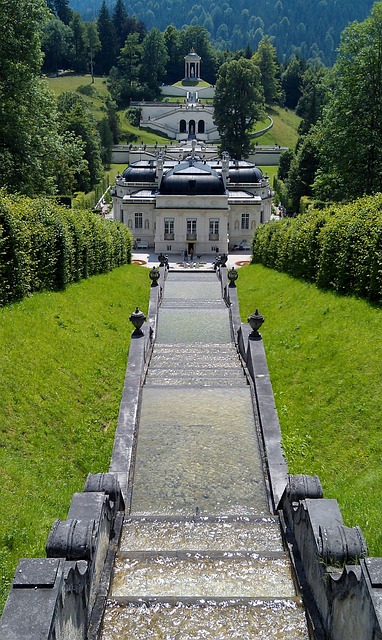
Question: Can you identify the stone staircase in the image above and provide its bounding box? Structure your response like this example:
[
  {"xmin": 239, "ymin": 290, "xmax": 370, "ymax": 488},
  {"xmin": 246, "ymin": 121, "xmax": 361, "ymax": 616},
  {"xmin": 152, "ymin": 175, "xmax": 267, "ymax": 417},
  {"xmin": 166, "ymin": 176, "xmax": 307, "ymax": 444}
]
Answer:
[{"xmin": 99, "ymin": 272, "xmax": 310, "ymax": 639}]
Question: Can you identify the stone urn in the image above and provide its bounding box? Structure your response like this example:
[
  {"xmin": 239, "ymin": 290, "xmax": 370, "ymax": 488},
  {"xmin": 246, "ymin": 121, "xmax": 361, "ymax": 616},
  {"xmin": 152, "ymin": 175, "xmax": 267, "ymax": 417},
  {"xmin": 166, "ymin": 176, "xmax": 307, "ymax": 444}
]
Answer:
[{"xmin": 248, "ymin": 309, "xmax": 264, "ymax": 338}]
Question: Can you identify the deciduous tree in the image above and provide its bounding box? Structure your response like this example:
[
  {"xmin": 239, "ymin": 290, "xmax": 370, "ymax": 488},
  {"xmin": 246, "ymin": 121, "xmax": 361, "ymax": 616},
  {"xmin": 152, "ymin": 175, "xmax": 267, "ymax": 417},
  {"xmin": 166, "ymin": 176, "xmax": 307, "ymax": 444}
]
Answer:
[
  {"xmin": 41, "ymin": 15, "xmax": 73, "ymax": 73},
  {"xmin": 213, "ymin": 58, "xmax": 264, "ymax": 158},
  {"xmin": 57, "ymin": 92, "xmax": 103, "ymax": 192},
  {"xmin": 84, "ymin": 21, "xmax": 101, "ymax": 82},
  {"xmin": 0, "ymin": 0, "xmax": 61, "ymax": 194},
  {"xmin": 314, "ymin": 3, "xmax": 382, "ymax": 201},
  {"xmin": 140, "ymin": 28, "xmax": 169, "ymax": 99}
]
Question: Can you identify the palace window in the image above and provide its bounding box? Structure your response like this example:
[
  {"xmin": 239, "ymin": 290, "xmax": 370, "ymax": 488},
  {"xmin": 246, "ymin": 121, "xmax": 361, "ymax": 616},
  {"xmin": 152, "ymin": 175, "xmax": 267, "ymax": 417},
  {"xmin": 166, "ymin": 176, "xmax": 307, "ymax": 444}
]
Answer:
[
  {"xmin": 241, "ymin": 213, "xmax": 249, "ymax": 230},
  {"xmin": 135, "ymin": 212, "xmax": 143, "ymax": 229},
  {"xmin": 209, "ymin": 218, "xmax": 219, "ymax": 240},
  {"xmin": 164, "ymin": 217, "xmax": 174, "ymax": 240},
  {"xmin": 187, "ymin": 218, "xmax": 197, "ymax": 239}
]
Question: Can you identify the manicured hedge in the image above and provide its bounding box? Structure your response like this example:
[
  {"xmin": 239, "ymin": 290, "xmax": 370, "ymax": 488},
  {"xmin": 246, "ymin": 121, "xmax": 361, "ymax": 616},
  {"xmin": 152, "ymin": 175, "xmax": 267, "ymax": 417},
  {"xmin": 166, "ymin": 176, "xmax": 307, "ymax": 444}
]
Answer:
[
  {"xmin": 0, "ymin": 190, "xmax": 133, "ymax": 306},
  {"xmin": 252, "ymin": 194, "xmax": 382, "ymax": 301}
]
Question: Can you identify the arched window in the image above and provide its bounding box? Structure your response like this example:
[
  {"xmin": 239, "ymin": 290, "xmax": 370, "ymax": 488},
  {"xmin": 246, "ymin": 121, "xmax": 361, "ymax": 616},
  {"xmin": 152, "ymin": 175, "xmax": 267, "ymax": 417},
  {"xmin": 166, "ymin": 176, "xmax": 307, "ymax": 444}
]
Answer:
[
  {"xmin": 189, "ymin": 120, "xmax": 195, "ymax": 135},
  {"xmin": 198, "ymin": 119, "xmax": 205, "ymax": 133},
  {"xmin": 180, "ymin": 119, "xmax": 187, "ymax": 133}
]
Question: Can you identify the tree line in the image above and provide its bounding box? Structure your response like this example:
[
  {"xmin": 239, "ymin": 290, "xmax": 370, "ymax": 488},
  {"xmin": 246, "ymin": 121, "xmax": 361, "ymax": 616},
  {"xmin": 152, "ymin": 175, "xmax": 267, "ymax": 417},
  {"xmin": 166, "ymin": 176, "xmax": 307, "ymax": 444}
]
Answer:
[
  {"xmin": 3, "ymin": 0, "xmax": 382, "ymax": 214},
  {"xmin": 68, "ymin": 0, "xmax": 375, "ymax": 67},
  {"xmin": 0, "ymin": 0, "xmax": 303, "ymax": 196}
]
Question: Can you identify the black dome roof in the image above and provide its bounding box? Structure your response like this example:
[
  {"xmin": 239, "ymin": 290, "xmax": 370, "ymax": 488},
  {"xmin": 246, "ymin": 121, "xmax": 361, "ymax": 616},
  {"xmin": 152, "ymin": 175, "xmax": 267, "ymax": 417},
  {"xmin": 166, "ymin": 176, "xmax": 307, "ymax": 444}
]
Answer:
[
  {"xmin": 160, "ymin": 161, "xmax": 225, "ymax": 195},
  {"xmin": 228, "ymin": 161, "xmax": 263, "ymax": 183},
  {"xmin": 122, "ymin": 161, "xmax": 156, "ymax": 183}
]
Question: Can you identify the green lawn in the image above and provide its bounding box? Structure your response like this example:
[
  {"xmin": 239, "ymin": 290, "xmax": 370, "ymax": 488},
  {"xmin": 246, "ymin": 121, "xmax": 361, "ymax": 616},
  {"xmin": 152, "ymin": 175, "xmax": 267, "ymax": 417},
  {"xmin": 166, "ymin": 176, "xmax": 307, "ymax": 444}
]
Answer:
[
  {"xmin": 45, "ymin": 74, "xmax": 170, "ymax": 145},
  {"xmin": 237, "ymin": 264, "xmax": 382, "ymax": 557},
  {"xmin": 0, "ymin": 264, "xmax": 150, "ymax": 613}
]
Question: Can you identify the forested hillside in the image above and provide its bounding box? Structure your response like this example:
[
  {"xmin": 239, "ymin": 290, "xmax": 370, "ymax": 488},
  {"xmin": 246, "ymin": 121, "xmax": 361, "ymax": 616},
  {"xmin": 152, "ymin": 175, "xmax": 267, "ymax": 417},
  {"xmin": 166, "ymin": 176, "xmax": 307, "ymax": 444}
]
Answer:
[{"xmin": 69, "ymin": 0, "xmax": 374, "ymax": 65}]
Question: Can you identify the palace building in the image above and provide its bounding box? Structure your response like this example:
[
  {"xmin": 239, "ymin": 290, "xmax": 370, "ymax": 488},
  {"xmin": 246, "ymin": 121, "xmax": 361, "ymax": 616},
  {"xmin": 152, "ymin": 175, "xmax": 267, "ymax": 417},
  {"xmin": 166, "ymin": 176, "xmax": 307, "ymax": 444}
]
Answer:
[{"xmin": 111, "ymin": 141, "xmax": 273, "ymax": 255}]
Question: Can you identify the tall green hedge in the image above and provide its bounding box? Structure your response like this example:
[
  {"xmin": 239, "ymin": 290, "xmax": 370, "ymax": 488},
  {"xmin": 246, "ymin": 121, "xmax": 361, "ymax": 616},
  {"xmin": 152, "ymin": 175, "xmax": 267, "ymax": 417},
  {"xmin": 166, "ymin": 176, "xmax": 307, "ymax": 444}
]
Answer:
[
  {"xmin": 252, "ymin": 194, "xmax": 382, "ymax": 302},
  {"xmin": 0, "ymin": 191, "xmax": 133, "ymax": 306}
]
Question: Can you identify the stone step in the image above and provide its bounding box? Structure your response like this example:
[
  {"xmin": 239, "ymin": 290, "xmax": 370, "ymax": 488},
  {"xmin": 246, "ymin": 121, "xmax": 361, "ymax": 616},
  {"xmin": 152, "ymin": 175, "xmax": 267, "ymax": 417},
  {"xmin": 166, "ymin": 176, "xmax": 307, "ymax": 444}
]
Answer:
[
  {"xmin": 150, "ymin": 345, "xmax": 242, "ymax": 368},
  {"xmin": 148, "ymin": 362, "xmax": 243, "ymax": 377},
  {"xmin": 146, "ymin": 368, "xmax": 246, "ymax": 384},
  {"xmin": 161, "ymin": 298, "xmax": 226, "ymax": 309}
]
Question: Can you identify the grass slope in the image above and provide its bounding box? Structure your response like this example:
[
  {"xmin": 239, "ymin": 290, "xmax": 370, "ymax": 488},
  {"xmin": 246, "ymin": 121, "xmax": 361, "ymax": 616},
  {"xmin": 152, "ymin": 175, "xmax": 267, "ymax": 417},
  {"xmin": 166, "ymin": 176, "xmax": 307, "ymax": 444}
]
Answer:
[
  {"xmin": 46, "ymin": 74, "xmax": 110, "ymax": 121},
  {"xmin": 0, "ymin": 264, "xmax": 150, "ymax": 612},
  {"xmin": 237, "ymin": 264, "xmax": 382, "ymax": 557},
  {"xmin": 45, "ymin": 74, "xmax": 169, "ymax": 145},
  {"xmin": 257, "ymin": 106, "xmax": 300, "ymax": 148}
]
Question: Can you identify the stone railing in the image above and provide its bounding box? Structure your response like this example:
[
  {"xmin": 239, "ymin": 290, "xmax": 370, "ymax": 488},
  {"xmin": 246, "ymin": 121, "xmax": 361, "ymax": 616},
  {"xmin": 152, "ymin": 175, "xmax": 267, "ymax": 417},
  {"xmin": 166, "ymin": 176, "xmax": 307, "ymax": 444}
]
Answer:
[{"xmin": 0, "ymin": 472, "xmax": 124, "ymax": 640}]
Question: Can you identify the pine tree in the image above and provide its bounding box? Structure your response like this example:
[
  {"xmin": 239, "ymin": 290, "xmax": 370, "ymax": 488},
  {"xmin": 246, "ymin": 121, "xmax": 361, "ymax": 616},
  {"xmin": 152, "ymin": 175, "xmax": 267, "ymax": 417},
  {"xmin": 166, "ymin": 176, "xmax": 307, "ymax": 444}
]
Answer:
[
  {"xmin": 95, "ymin": 1, "xmax": 117, "ymax": 75},
  {"xmin": 252, "ymin": 36, "xmax": 281, "ymax": 104}
]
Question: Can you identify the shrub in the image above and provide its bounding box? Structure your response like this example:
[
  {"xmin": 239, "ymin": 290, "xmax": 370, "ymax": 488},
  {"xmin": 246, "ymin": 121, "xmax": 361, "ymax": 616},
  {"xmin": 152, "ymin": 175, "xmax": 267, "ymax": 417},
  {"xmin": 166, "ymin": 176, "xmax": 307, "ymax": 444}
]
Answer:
[
  {"xmin": 0, "ymin": 191, "xmax": 133, "ymax": 306},
  {"xmin": 251, "ymin": 194, "xmax": 382, "ymax": 302}
]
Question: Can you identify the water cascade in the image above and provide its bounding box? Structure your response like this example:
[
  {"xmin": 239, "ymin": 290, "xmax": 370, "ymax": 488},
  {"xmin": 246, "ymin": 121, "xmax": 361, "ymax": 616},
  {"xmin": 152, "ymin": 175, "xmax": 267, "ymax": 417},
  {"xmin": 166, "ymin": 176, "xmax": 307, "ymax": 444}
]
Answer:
[{"xmin": 100, "ymin": 272, "xmax": 310, "ymax": 639}]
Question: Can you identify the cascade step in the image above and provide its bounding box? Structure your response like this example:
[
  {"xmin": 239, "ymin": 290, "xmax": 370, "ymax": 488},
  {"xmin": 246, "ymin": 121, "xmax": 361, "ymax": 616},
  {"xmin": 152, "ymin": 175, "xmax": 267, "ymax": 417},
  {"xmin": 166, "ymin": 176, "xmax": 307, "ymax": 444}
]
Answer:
[
  {"xmin": 156, "ymin": 308, "xmax": 232, "ymax": 344},
  {"xmin": 98, "ymin": 272, "xmax": 311, "ymax": 640},
  {"xmin": 147, "ymin": 363, "xmax": 243, "ymax": 372},
  {"xmin": 161, "ymin": 298, "xmax": 227, "ymax": 309},
  {"xmin": 145, "ymin": 377, "xmax": 247, "ymax": 387},
  {"xmin": 120, "ymin": 516, "xmax": 284, "ymax": 553},
  {"xmin": 145, "ymin": 368, "xmax": 247, "ymax": 386},
  {"xmin": 101, "ymin": 598, "xmax": 309, "ymax": 639},
  {"xmin": 110, "ymin": 551, "xmax": 296, "ymax": 599},
  {"xmin": 131, "ymin": 386, "xmax": 269, "ymax": 518},
  {"xmin": 151, "ymin": 344, "xmax": 242, "ymax": 363}
]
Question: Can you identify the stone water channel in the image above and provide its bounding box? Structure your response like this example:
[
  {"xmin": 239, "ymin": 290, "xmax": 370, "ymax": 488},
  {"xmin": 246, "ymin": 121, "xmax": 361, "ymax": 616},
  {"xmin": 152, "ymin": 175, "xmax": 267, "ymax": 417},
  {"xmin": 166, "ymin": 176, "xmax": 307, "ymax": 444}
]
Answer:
[{"xmin": 100, "ymin": 272, "xmax": 310, "ymax": 639}]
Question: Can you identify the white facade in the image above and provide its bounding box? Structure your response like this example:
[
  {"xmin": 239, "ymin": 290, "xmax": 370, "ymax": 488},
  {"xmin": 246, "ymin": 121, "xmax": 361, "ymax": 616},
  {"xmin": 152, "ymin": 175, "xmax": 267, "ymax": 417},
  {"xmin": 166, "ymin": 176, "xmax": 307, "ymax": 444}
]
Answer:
[{"xmin": 111, "ymin": 143, "xmax": 273, "ymax": 255}]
